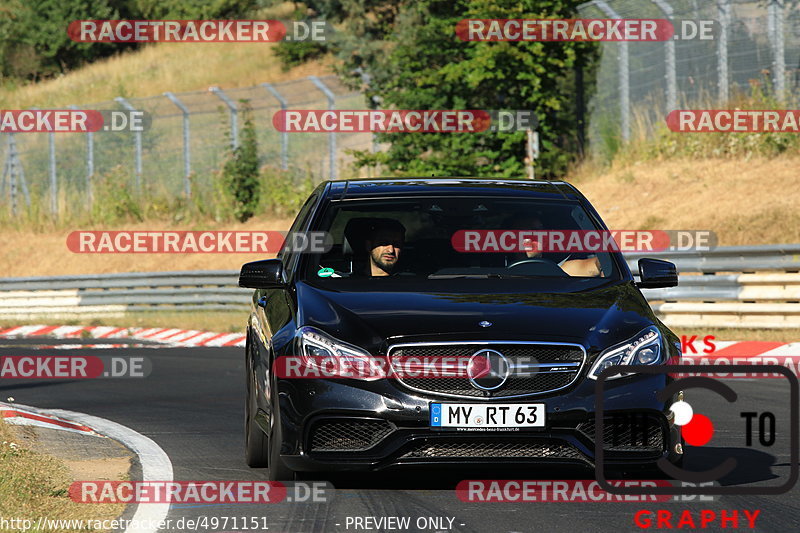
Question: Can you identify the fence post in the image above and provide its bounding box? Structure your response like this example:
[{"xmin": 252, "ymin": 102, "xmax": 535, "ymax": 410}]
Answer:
[
  {"xmin": 652, "ymin": 0, "xmax": 677, "ymax": 112},
  {"xmin": 717, "ymin": 0, "xmax": 731, "ymax": 104},
  {"xmin": 70, "ymin": 105, "xmax": 93, "ymax": 207},
  {"xmin": 768, "ymin": 0, "xmax": 786, "ymax": 100},
  {"xmin": 49, "ymin": 130, "xmax": 57, "ymax": 216},
  {"xmin": 164, "ymin": 92, "xmax": 192, "ymax": 198},
  {"xmin": 115, "ymin": 97, "xmax": 142, "ymax": 192},
  {"xmin": 209, "ymin": 86, "xmax": 238, "ymax": 150},
  {"xmin": 29, "ymin": 107, "xmax": 56, "ymax": 216},
  {"xmin": 261, "ymin": 83, "xmax": 289, "ymax": 171},
  {"xmin": 308, "ymin": 76, "xmax": 337, "ymax": 179},
  {"xmin": 2, "ymin": 134, "xmax": 16, "ymax": 215},
  {"xmin": 593, "ymin": 1, "xmax": 630, "ymax": 142},
  {"xmin": 0, "ymin": 135, "xmax": 6, "ymax": 199}
]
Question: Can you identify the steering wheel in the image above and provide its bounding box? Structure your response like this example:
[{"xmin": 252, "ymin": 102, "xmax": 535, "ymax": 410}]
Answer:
[
  {"xmin": 507, "ymin": 258, "xmax": 555, "ymax": 269},
  {"xmin": 507, "ymin": 258, "xmax": 567, "ymax": 276}
]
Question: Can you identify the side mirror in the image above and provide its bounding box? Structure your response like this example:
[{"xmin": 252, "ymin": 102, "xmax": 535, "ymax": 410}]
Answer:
[
  {"xmin": 239, "ymin": 259, "xmax": 285, "ymax": 289},
  {"xmin": 636, "ymin": 258, "xmax": 678, "ymax": 288}
]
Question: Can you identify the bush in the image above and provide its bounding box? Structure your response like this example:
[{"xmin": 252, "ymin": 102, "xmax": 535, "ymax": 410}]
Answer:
[
  {"xmin": 259, "ymin": 166, "xmax": 315, "ymax": 218},
  {"xmin": 91, "ymin": 166, "xmax": 143, "ymax": 224},
  {"xmin": 217, "ymin": 102, "xmax": 261, "ymax": 222}
]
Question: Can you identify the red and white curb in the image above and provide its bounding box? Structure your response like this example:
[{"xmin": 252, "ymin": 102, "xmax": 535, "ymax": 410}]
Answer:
[
  {"xmin": 1, "ymin": 402, "xmax": 102, "ymax": 437},
  {"xmin": 1, "ymin": 401, "xmax": 172, "ymax": 533},
  {"xmin": 681, "ymin": 340, "xmax": 800, "ymax": 358},
  {"xmin": 0, "ymin": 324, "xmax": 246, "ymax": 348}
]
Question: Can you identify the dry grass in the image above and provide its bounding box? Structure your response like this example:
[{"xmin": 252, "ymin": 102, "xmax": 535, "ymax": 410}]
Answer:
[
  {"xmin": 0, "ymin": 421, "xmax": 125, "ymax": 532},
  {"xmin": 569, "ymin": 155, "xmax": 800, "ymax": 246},
  {"xmin": 0, "ymin": 215, "xmax": 292, "ymax": 277},
  {"xmin": 0, "ymin": 15, "xmax": 333, "ymax": 109}
]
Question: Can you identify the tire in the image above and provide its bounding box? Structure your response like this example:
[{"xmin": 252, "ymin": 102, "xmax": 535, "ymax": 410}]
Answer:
[
  {"xmin": 267, "ymin": 397, "xmax": 297, "ymax": 481},
  {"xmin": 244, "ymin": 384, "xmax": 269, "ymax": 467},
  {"xmin": 244, "ymin": 332, "xmax": 269, "ymax": 467}
]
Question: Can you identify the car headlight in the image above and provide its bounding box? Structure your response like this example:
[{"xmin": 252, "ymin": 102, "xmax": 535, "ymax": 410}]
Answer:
[
  {"xmin": 296, "ymin": 326, "xmax": 386, "ymax": 381},
  {"xmin": 587, "ymin": 326, "xmax": 663, "ymax": 380}
]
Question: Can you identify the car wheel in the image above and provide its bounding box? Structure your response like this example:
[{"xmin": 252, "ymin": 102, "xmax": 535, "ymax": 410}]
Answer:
[
  {"xmin": 267, "ymin": 395, "xmax": 298, "ymax": 481},
  {"xmin": 244, "ymin": 333, "xmax": 269, "ymax": 467},
  {"xmin": 245, "ymin": 383, "xmax": 269, "ymax": 466}
]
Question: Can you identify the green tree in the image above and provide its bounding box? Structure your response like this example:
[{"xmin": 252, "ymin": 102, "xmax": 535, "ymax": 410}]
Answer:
[
  {"xmin": 0, "ymin": 0, "xmax": 119, "ymax": 79},
  {"xmin": 131, "ymin": 0, "xmax": 257, "ymax": 19},
  {"xmin": 220, "ymin": 102, "xmax": 261, "ymax": 222},
  {"xmin": 346, "ymin": 0, "xmax": 596, "ymax": 178}
]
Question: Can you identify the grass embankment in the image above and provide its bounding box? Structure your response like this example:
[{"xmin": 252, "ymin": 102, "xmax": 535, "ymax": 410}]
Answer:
[
  {"xmin": 0, "ymin": 2, "xmax": 330, "ymax": 109},
  {"xmin": 569, "ymin": 154, "xmax": 800, "ymax": 246},
  {"xmin": 0, "ymin": 421, "xmax": 125, "ymax": 533}
]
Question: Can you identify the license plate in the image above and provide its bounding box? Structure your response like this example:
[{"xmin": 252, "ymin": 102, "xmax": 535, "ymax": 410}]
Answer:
[{"xmin": 430, "ymin": 403, "xmax": 545, "ymax": 428}]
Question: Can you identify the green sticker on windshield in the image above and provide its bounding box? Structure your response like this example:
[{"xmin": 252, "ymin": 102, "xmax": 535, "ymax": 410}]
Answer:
[{"xmin": 317, "ymin": 267, "xmax": 335, "ymax": 277}]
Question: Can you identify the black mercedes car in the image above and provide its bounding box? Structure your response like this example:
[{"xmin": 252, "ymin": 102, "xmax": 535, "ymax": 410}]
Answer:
[{"xmin": 240, "ymin": 178, "xmax": 683, "ymax": 481}]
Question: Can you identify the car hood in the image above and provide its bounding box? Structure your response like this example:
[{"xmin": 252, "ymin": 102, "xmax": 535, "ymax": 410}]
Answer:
[{"xmin": 296, "ymin": 278, "xmax": 656, "ymax": 353}]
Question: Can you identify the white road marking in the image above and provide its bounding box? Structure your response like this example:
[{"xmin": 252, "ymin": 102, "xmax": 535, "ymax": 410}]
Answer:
[{"xmin": 8, "ymin": 402, "xmax": 173, "ymax": 533}]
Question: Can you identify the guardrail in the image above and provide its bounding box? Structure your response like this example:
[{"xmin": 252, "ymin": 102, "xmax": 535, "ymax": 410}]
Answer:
[
  {"xmin": 626, "ymin": 244, "xmax": 800, "ymax": 329},
  {"xmin": 624, "ymin": 244, "xmax": 800, "ymax": 274},
  {"xmin": 0, "ymin": 245, "xmax": 797, "ymax": 327},
  {"xmin": 0, "ymin": 271, "xmax": 248, "ymax": 319}
]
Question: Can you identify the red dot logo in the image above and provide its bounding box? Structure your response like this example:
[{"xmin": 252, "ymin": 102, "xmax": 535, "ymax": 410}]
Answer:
[{"xmin": 670, "ymin": 400, "xmax": 714, "ymax": 446}]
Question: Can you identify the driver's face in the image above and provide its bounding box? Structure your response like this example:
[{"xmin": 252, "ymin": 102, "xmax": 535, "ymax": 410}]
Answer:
[
  {"xmin": 368, "ymin": 229, "xmax": 403, "ymax": 275},
  {"xmin": 520, "ymin": 218, "xmax": 544, "ymax": 258}
]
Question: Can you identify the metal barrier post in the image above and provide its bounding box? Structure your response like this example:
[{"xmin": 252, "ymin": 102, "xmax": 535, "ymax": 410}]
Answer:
[
  {"xmin": 261, "ymin": 83, "xmax": 289, "ymax": 170},
  {"xmin": 115, "ymin": 97, "xmax": 142, "ymax": 192},
  {"xmin": 209, "ymin": 86, "xmax": 238, "ymax": 150},
  {"xmin": 164, "ymin": 92, "xmax": 192, "ymax": 197},
  {"xmin": 593, "ymin": 1, "xmax": 630, "ymax": 141},
  {"xmin": 308, "ymin": 76, "xmax": 337, "ymax": 179}
]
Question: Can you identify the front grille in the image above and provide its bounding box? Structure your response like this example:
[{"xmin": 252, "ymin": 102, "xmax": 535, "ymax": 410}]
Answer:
[
  {"xmin": 389, "ymin": 343, "xmax": 585, "ymax": 398},
  {"xmin": 577, "ymin": 416, "xmax": 665, "ymax": 452},
  {"xmin": 401, "ymin": 441, "xmax": 586, "ymax": 461},
  {"xmin": 309, "ymin": 419, "xmax": 394, "ymax": 452}
]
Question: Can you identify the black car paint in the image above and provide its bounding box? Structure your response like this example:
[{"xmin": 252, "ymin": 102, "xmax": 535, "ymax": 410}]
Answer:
[{"xmin": 243, "ymin": 179, "xmax": 682, "ymax": 474}]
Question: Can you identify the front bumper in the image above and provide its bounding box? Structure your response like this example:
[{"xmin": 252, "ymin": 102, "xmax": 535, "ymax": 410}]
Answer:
[{"xmin": 270, "ymin": 372, "xmax": 682, "ymax": 473}]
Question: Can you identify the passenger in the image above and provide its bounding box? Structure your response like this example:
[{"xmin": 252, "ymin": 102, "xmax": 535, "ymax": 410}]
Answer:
[
  {"xmin": 507, "ymin": 214, "xmax": 603, "ymax": 277},
  {"xmin": 365, "ymin": 219, "xmax": 405, "ymax": 276}
]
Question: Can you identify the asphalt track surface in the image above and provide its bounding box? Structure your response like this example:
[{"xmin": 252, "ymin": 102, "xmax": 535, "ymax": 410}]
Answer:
[{"xmin": 2, "ymin": 338, "xmax": 799, "ymax": 533}]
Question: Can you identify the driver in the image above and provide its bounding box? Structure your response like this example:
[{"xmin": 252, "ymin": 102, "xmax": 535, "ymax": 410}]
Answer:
[
  {"xmin": 365, "ymin": 219, "xmax": 405, "ymax": 276},
  {"xmin": 507, "ymin": 214, "xmax": 602, "ymax": 277}
]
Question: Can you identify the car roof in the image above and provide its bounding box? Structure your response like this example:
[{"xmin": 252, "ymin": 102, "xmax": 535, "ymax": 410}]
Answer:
[{"xmin": 325, "ymin": 178, "xmax": 581, "ymax": 201}]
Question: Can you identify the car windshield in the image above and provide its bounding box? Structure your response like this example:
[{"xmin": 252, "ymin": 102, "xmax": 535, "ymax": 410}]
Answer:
[{"xmin": 300, "ymin": 197, "xmax": 621, "ymax": 281}]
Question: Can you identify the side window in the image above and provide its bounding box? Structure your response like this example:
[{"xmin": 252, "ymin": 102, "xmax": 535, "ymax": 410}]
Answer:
[{"xmin": 279, "ymin": 192, "xmax": 320, "ymax": 275}]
